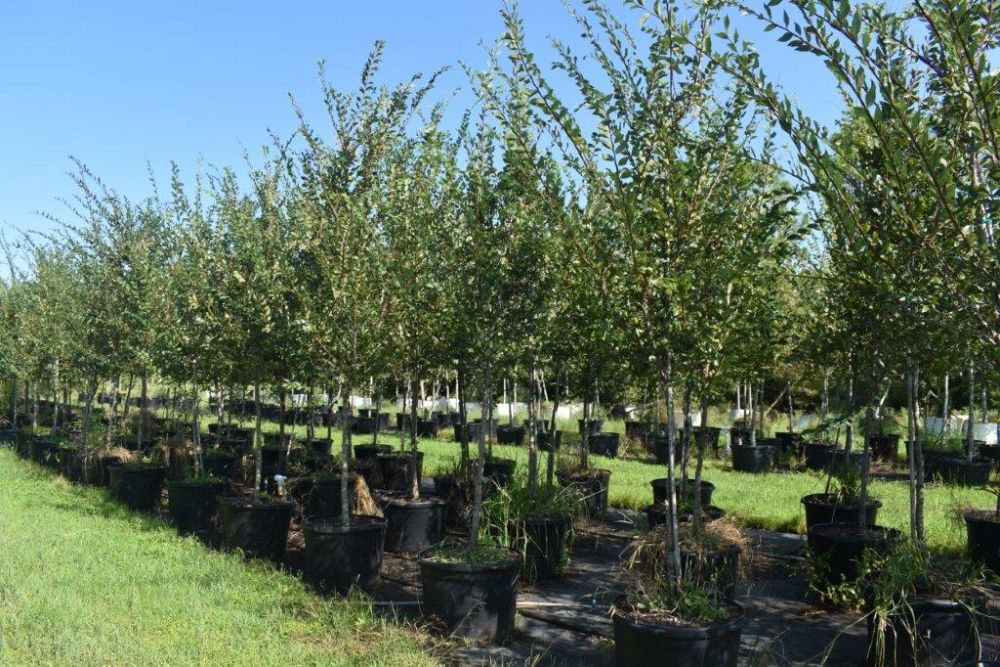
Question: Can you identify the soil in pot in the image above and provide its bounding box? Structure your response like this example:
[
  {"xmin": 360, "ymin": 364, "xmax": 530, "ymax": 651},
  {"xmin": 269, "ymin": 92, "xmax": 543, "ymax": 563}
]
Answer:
[
  {"xmin": 220, "ymin": 496, "xmax": 293, "ymax": 561},
  {"xmin": 866, "ymin": 598, "xmax": 979, "ymax": 667},
  {"xmin": 807, "ymin": 523, "xmax": 901, "ymax": 588},
  {"xmin": 644, "ymin": 504, "xmax": 726, "ymax": 528},
  {"xmin": 303, "ymin": 515, "xmax": 386, "ymax": 594},
  {"xmin": 801, "ymin": 493, "xmax": 882, "ymax": 530},
  {"xmin": 651, "ymin": 478, "xmax": 715, "ymax": 506},
  {"xmin": 729, "ymin": 427, "xmax": 753, "ymax": 447},
  {"xmin": 612, "ymin": 598, "xmax": 747, "ymax": 667},
  {"xmin": 965, "ymin": 510, "xmax": 1000, "ymax": 574},
  {"xmin": 937, "ymin": 457, "xmax": 991, "ymax": 487},
  {"xmin": 109, "ymin": 463, "xmax": 167, "ymax": 511},
  {"xmin": 418, "ymin": 545, "xmax": 521, "ymax": 644},
  {"xmin": 557, "ymin": 468, "xmax": 612, "ymax": 518},
  {"xmin": 496, "ymin": 425, "xmax": 525, "ymax": 445},
  {"xmin": 590, "ymin": 432, "xmax": 620, "ymax": 458},
  {"xmin": 167, "ymin": 478, "xmax": 228, "ymax": 533},
  {"xmin": 377, "ymin": 452, "xmax": 423, "ymax": 493},
  {"xmin": 513, "ymin": 515, "xmax": 571, "ymax": 583},
  {"xmin": 804, "ymin": 442, "xmax": 835, "ymax": 471},
  {"xmin": 381, "ymin": 495, "xmax": 447, "ymax": 553},
  {"xmin": 731, "ymin": 445, "xmax": 774, "ymax": 473}
]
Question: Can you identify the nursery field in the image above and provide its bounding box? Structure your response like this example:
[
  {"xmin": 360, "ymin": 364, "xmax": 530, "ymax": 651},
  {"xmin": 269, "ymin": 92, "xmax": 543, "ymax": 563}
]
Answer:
[
  {"xmin": 229, "ymin": 413, "xmax": 990, "ymax": 554},
  {"xmin": 0, "ymin": 447, "xmax": 431, "ymax": 667}
]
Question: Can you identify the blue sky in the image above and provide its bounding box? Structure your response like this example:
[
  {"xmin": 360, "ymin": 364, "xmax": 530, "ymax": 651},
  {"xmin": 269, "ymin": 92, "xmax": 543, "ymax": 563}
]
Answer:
[{"xmin": 0, "ymin": 1, "xmax": 842, "ymax": 241}]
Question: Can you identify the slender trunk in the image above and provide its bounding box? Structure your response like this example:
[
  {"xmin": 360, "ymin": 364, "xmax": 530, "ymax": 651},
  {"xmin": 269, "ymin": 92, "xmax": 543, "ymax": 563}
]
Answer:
[
  {"xmin": 511, "ymin": 379, "xmax": 517, "ymax": 425},
  {"xmin": 215, "ymin": 383, "xmax": 224, "ymax": 431},
  {"xmin": 581, "ymin": 399, "xmax": 590, "ymax": 469},
  {"xmin": 253, "ymin": 383, "xmax": 263, "ymax": 499},
  {"xmin": 747, "ymin": 382, "xmax": 756, "ymax": 446},
  {"xmin": 121, "ymin": 374, "xmax": 135, "ymax": 421},
  {"xmin": 410, "ymin": 374, "xmax": 420, "ymax": 501},
  {"xmin": 943, "ymin": 373, "xmax": 951, "ymax": 434},
  {"xmin": 858, "ymin": 384, "xmax": 875, "ymax": 530},
  {"xmin": 528, "ymin": 366, "xmax": 538, "ymax": 493},
  {"xmin": 966, "ymin": 365, "xmax": 976, "ymax": 463},
  {"xmin": 340, "ymin": 389, "xmax": 352, "ymax": 528},
  {"xmin": 906, "ymin": 362, "xmax": 923, "ymax": 545},
  {"xmin": 192, "ymin": 368, "xmax": 203, "ymax": 477},
  {"xmin": 457, "ymin": 368, "xmax": 469, "ymax": 467},
  {"xmin": 10, "ymin": 376, "xmax": 17, "ymax": 430},
  {"xmin": 692, "ymin": 380, "xmax": 710, "ymax": 534},
  {"xmin": 679, "ymin": 381, "xmax": 692, "ymax": 500},
  {"xmin": 306, "ymin": 387, "xmax": 315, "ymax": 442},
  {"xmin": 787, "ymin": 381, "xmax": 794, "ymax": 433},
  {"xmin": 31, "ymin": 381, "xmax": 39, "ymax": 436},
  {"xmin": 821, "ymin": 368, "xmax": 831, "ymax": 431},
  {"xmin": 373, "ymin": 392, "xmax": 382, "ymax": 448},
  {"xmin": 469, "ymin": 370, "xmax": 492, "ymax": 547},
  {"xmin": 137, "ymin": 371, "xmax": 148, "ymax": 453},
  {"xmin": 106, "ymin": 375, "xmax": 120, "ymax": 448},
  {"xmin": 82, "ymin": 374, "xmax": 96, "ymax": 441},
  {"xmin": 326, "ymin": 387, "xmax": 334, "ymax": 441},
  {"xmin": 546, "ymin": 371, "xmax": 561, "ymax": 488},
  {"xmin": 52, "ymin": 359, "xmax": 60, "ymax": 432},
  {"xmin": 662, "ymin": 355, "xmax": 682, "ymax": 587},
  {"xmin": 982, "ymin": 387, "xmax": 989, "ymax": 424},
  {"xmin": 279, "ymin": 387, "xmax": 288, "ymax": 455}
]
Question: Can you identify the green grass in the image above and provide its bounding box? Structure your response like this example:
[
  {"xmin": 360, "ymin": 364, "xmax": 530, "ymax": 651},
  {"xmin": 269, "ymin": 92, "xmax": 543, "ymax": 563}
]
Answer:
[{"xmin": 0, "ymin": 448, "xmax": 432, "ymax": 667}]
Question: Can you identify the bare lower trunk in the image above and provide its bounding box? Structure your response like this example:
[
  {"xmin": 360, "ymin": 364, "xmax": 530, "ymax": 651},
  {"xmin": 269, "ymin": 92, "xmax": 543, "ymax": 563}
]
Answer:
[
  {"xmin": 137, "ymin": 371, "xmax": 148, "ymax": 453},
  {"xmin": 192, "ymin": 369, "xmax": 204, "ymax": 477},
  {"xmin": 52, "ymin": 359, "xmax": 60, "ymax": 432},
  {"xmin": 581, "ymin": 399, "xmax": 590, "ymax": 470},
  {"xmin": 906, "ymin": 362, "xmax": 923, "ymax": 545},
  {"xmin": 458, "ymin": 368, "xmax": 469, "ymax": 467},
  {"xmin": 340, "ymin": 390, "xmax": 352, "ymax": 528},
  {"xmin": 679, "ymin": 381, "xmax": 692, "ymax": 501},
  {"xmin": 546, "ymin": 371, "xmax": 561, "ymax": 488},
  {"xmin": 943, "ymin": 373, "xmax": 951, "ymax": 434},
  {"xmin": 528, "ymin": 366, "xmax": 539, "ymax": 493},
  {"xmin": 253, "ymin": 384, "xmax": 263, "ymax": 498},
  {"xmin": 787, "ymin": 381, "xmax": 794, "ymax": 433},
  {"xmin": 692, "ymin": 382, "xmax": 710, "ymax": 534},
  {"xmin": 967, "ymin": 365, "xmax": 976, "ymax": 463},
  {"xmin": 662, "ymin": 355, "xmax": 682, "ymax": 587},
  {"xmin": 469, "ymin": 370, "xmax": 492, "ymax": 547},
  {"xmin": 410, "ymin": 374, "xmax": 420, "ymax": 501}
]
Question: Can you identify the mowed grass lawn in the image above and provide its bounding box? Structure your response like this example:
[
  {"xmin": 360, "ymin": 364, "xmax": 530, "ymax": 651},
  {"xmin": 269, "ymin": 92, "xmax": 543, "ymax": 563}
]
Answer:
[{"xmin": 0, "ymin": 448, "xmax": 432, "ymax": 667}]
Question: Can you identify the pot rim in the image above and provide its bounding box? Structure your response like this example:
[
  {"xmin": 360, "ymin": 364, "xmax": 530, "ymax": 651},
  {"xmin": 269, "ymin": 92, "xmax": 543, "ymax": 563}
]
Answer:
[
  {"xmin": 801, "ymin": 493, "xmax": 882, "ymax": 510},
  {"xmin": 611, "ymin": 597, "xmax": 747, "ymax": 638},
  {"xmin": 416, "ymin": 546, "xmax": 521, "ymax": 573},
  {"xmin": 303, "ymin": 515, "xmax": 386, "ymax": 534}
]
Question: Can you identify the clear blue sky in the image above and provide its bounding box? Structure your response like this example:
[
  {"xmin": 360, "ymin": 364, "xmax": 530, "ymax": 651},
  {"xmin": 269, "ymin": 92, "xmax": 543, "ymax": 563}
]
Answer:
[{"xmin": 0, "ymin": 1, "xmax": 840, "ymax": 240}]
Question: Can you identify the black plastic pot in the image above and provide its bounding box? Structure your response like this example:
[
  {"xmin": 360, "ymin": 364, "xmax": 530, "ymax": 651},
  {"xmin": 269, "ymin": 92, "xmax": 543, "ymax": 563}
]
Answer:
[
  {"xmin": 650, "ymin": 479, "xmax": 715, "ymax": 506},
  {"xmin": 167, "ymin": 479, "xmax": 228, "ymax": 533},
  {"xmin": 731, "ymin": 445, "xmax": 774, "ymax": 473},
  {"xmin": 303, "ymin": 516, "xmax": 386, "ymax": 594},
  {"xmin": 965, "ymin": 511, "xmax": 1000, "ymax": 574},
  {"xmin": 729, "ymin": 427, "xmax": 753, "ymax": 448},
  {"xmin": 867, "ymin": 434, "xmax": 900, "ymax": 462},
  {"xmin": 775, "ymin": 431, "xmax": 803, "ymax": 456},
  {"xmin": 377, "ymin": 452, "xmax": 423, "ymax": 492},
  {"xmin": 203, "ymin": 450, "xmax": 239, "ymax": 480},
  {"xmin": 515, "ymin": 515, "xmax": 571, "ymax": 583},
  {"xmin": 612, "ymin": 600, "xmax": 747, "ymax": 667},
  {"xmin": 692, "ymin": 426, "xmax": 723, "ymax": 453},
  {"xmin": 807, "ymin": 523, "xmax": 900, "ymax": 587},
  {"xmin": 108, "ymin": 465, "xmax": 167, "ymax": 511},
  {"xmin": 220, "ymin": 496, "xmax": 293, "ymax": 561},
  {"xmin": 304, "ymin": 438, "xmax": 332, "ymax": 459},
  {"xmin": 483, "ymin": 458, "xmax": 516, "ymax": 487},
  {"xmin": 590, "ymin": 432, "xmax": 620, "ymax": 458},
  {"xmin": 652, "ymin": 434, "xmax": 674, "ymax": 465},
  {"xmin": 416, "ymin": 419, "xmax": 438, "ymax": 438},
  {"xmin": 625, "ymin": 421, "xmax": 650, "ymax": 442},
  {"xmin": 351, "ymin": 417, "xmax": 376, "ymax": 435},
  {"xmin": 30, "ymin": 438, "xmax": 61, "ymax": 467},
  {"xmin": 354, "ymin": 444, "xmax": 392, "ymax": 462},
  {"xmin": 937, "ymin": 457, "xmax": 991, "ymax": 486},
  {"xmin": 496, "ymin": 425, "xmax": 525, "ymax": 445},
  {"xmin": 381, "ymin": 495, "xmax": 447, "ymax": 553},
  {"xmin": 557, "ymin": 468, "xmax": 611, "ymax": 518},
  {"xmin": 537, "ymin": 430, "xmax": 561, "ymax": 453},
  {"xmin": 866, "ymin": 598, "xmax": 979, "ymax": 666},
  {"xmin": 298, "ymin": 475, "xmax": 355, "ymax": 520},
  {"xmin": 644, "ymin": 504, "xmax": 725, "ymax": 528},
  {"xmin": 804, "ymin": 442, "xmax": 835, "ymax": 471},
  {"xmin": 801, "ymin": 493, "xmax": 882, "ymax": 530},
  {"xmin": 418, "ymin": 549, "xmax": 521, "ymax": 644},
  {"xmin": 578, "ymin": 418, "xmax": 603, "ymax": 436}
]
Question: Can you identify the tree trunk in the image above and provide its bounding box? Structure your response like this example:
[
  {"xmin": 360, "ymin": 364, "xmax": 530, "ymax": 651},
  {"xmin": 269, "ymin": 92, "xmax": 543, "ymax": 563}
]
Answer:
[
  {"xmin": 661, "ymin": 355, "xmax": 682, "ymax": 587},
  {"xmin": 469, "ymin": 370, "xmax": 492, "ymax": 548},
  {"xmin": 458, "ymin": 368, "xmax": 469, "ymax": 467},
  {"xmin": 943, "ymin": 372, "xmax": 951, "ymax": 434},
  {"xmin": 679, "ymin": 381, "xmax": 692, "ymax": 501},
  {"xmin": 546, "ymin": 371, "xmax": 562, "ymax": 488},
  {"xmin": 192, "ymin": 368, "xmax": 204, "ymax": 477},
  {"xmin": 410, "ymin": 374, "xmax": 420, "ymax": 501},
  {"xmin": 253, "ymin": 383, "xmax": 263, "ymax": 499},
  {"xmin": 528, "ymin": 366, "xmax": 539, "ymax": 493},
  {"xmin": 581, "ymin": 399, "xmax": 590, "ymax": 470},
  {"xmin": 967, "ymin": 365, "xmax": 976, "ymax": 463},
  {"xmin": 692, "ymin": 380, "xmax": 710, "ymax": 534},
  {"xmin": 137, "ymin": 371, "xmax": 148, "ymax": 453},
  {"xmin": 340, "ymin": 388, "xmax": 352, "ymax": 528},
  {"xmin": 787, "ymin": 381, "xmax": 794, "ymax": 433},
  {"xmin": 51, "ymin": 359, "xmax": 60, "ymax": 432}
]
